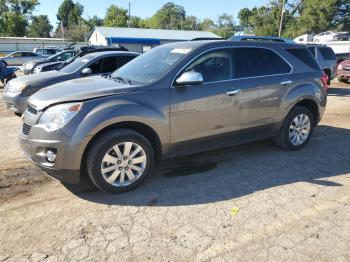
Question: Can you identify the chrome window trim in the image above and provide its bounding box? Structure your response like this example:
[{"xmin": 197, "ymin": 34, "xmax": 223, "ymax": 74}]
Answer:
[{"xmin": 171, "ymin": 45, "xmax": 294, "ymax": 87}]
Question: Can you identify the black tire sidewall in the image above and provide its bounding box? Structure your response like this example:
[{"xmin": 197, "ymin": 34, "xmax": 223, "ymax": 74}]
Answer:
[
  {"xmin": 282, "ymin": 107, "xmax": 315, "ymax": 150},
  {"xmin": 87, "ymin": 130, "xmax": 154, "ymax": 193}
]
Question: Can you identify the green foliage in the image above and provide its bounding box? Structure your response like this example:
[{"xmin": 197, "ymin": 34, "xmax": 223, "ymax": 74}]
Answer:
[
  {"xmin": 150, "ymin": 2, "xmax": 186, "ymax": 29},
  {"xmin": 86, "ymin": 15, "xmax": 104, "ymax": 28},
  {"xmin": 238, "ymin": 0, "xmax": 350, "ymax": 38},
  {"xmin": 27, "ymin": 15, "xmax": 53, "ymax": 37},
  {"xmin": 103, "ymin": 4, "xmax": 128, "ymax": 27},
  {"xmin": 0, "ymin": 0, "xmax": 39, "ymax": 36},
  {"xmin": 57, "ymin": 0, "xmax": 83, "ymax": 29}
]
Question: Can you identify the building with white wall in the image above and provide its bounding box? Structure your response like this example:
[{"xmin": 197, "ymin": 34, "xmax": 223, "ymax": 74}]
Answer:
[{"xmin": 88, "ymin": 27, "xmax": 221, "ymax": 53}]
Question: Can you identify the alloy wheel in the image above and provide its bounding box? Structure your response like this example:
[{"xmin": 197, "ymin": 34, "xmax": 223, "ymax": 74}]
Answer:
[
  {"xmin": 289, "ymin": 113, "xmax": 311, "ymax": 146},
  {"xmin": 100, "ymin": 142, "xmax": 147, "ymax": 187}
]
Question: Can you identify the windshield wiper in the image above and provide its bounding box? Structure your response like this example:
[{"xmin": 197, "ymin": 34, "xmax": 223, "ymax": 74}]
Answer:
[{"xmin": 113, "ymin": 76, "xmax": 132, "ymax": 85}]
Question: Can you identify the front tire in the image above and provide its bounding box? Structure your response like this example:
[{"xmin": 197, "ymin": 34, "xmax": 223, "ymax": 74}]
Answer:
[
  {"xmin": 86, "ymin": 129, "xmax": 154, "ymax": 193},
  {"xmin": 275, "ymin": 106, "xmax": 315, "ymax": 151}
]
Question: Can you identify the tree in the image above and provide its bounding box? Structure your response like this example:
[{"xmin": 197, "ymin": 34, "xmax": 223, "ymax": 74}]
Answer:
[
  {"xmin": 57, "ymin": 0, "xmax": 84, "ymax": 29},
  {"xmin": 27, "ymin": 15, "xmax": 53, "ymax": 37},
  {"xmin": 0, "ymin": 0, "xmax": 39, "ymax": 37},
  {"xmin": 238, "ymin": 0, "xmax": 349, "ymax": 38},
  {"xmin": 150, "ymin": 2, "xmax": 186, "ymax": 29},
  {"xmin": 183, "ymin": 15, "xmax": 201, "ymax": 30},
  {"xmin": 103, "ymin": 4, "xmax": 128, "ymax": 27},
  {"xmin": 201, "ymin": 18, "xmax": 216, "ymax": 32},
  {"xmin": 216, "ymin": 13, "xmax": 235, "ymax": 38}
]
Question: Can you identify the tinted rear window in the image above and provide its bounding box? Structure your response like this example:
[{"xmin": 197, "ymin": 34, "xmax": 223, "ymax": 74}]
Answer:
[
  {"xmin": 307, "ymin": 47, "xmax": 316, "ymax": 57},
  {"xmin": 234, "ymin": 48, "xmax": 291, "ymax": 78},
  {"xmin": 286, "ymin": 48, "xmax": 320, "ymax": 70},
  {"xmin": 319, "ymin": 47, "xmax": 336, "ymax": 60}
]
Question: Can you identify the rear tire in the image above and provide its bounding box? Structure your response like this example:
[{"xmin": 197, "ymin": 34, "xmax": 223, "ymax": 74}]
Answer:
[
  {"xmin": 338, "ymin": 77, "xmax": 348, "ymax": 83},
  {"xmin": 275, "ymin": 106, "xmax": 315, "ymax": 151},
  {"xmin": 86, "ymin": 129, "xmax": 154, "ymax": 193}
]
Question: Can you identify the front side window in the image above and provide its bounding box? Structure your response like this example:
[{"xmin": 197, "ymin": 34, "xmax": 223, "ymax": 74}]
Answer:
[
  {"xmin": 9, "ymin": 52, "xmax": 22, "ymax": 57},
  {"xmin": 234, "ymin": 48, "xmax": 291, "ymax": 78},
  {"xmin": 183, "ymin": 50, "xmax": 232, "ymax": 82},
  {"xmin": 89, "ymin": 58, "xmax": 103, "ymax": 74},
  {"xmin": 101, "ymin": 57, "xmax": 117, "ymax": 73}
]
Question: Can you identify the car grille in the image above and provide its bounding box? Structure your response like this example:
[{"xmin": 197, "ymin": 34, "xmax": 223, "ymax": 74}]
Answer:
[
  {"xmin": 27, "ymin": 104, "xmax": 38, "ymax": 115},
  {"xmin": 22, "ymin": 123, "xmax": 32, "ymax": 136}
]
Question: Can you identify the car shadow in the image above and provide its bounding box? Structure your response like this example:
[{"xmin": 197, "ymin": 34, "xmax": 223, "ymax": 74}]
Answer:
[
  {"xmin": 328, "ymin": 86, "xmax": 350, "ymax": 97},
  {"xmin": 64, "ymin": 125, "xmax": 350, "ymax": 206}
]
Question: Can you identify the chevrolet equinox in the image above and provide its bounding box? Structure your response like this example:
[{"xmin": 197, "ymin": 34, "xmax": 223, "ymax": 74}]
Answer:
[{"xmin": 20, "ymin": 40, "xmax": 328, "ymax": 193}]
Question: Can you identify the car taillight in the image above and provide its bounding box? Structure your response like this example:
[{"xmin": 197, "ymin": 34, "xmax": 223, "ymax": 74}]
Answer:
[{"xmin": 321, "ymin": 73, "xmax": 329, "ymax": 91}]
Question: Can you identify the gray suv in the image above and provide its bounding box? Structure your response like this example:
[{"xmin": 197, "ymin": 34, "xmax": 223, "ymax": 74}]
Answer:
[{"xmin": 19, "ymin": 41, "xmax": 328, "ymax": 193}]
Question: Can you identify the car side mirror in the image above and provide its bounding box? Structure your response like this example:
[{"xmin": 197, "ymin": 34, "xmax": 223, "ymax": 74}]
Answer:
[
  {"xmin": 81, "ymin": 68, "xmax": 92, "ymax": 76},
  {"xmin": 57, "ymin": 56, "xmax": 64, "ymax": 61},
  {"xmin": 175, "ymin": 71, "xmax": 203, "ymax": 86}
]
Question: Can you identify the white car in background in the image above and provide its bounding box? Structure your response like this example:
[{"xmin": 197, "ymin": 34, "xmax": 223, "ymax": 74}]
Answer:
[{"xmin": 313, "ymin": 31, "xmax": 341, "ymax": 42}]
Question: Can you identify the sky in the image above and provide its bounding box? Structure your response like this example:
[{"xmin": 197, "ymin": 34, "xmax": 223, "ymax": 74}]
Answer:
[{"xmin": 34, "ymin": 0, "xmax": 271, "ymax": 27}]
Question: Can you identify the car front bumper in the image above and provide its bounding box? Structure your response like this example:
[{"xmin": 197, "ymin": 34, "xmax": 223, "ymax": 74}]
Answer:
[
  {"xmin": 19, "ymin": 109, "xmax": 91, "ymax": 184},
  {"xmin": 2, "ymin": 91, "xmax": 28, "ymax": 114}
]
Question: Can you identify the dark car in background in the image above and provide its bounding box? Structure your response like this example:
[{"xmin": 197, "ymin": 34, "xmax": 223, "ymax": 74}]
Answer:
[
  {"xmin": 0, "ymin": 51, "xmax": 47, "ymax": 66},
  {"xmin": 3, "ymin": 51, "xmax": 138, "ymax": 114},
  {"xmin": 19, "ymin": 40, "xmax": 327, "ymax": 193},
  {"xmin": 306, "ymin": 44, "xmax": 337, "ymax": 84},
  {"xmin": 21, "ymin": 50, "xmax": 77, "ymax": 75},
  {"xmin": 33, "ymin": 46, "xmax": 129, "ymax": 74}
]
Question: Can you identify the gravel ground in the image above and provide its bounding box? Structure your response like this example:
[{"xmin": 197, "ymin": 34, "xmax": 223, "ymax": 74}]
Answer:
[{"xmin": 0, "ymin": 81, "xmax": 350, "ymax": 261}]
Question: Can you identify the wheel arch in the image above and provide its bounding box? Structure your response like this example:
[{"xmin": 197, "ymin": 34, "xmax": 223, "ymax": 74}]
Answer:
[{"xmin": 80, "ymin": 121, "xmax": 163, "ymax": 174}]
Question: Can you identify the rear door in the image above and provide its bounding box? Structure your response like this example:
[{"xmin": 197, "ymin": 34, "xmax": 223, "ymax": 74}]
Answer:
[{"xmin": 231, "ymin": 47, "xmax": 292, "ymax": 131}]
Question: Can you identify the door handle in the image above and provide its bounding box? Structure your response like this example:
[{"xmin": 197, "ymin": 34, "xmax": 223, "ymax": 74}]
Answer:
[
  {"xmin": 226, "ymin": 89, "xmax": 241, "ymax": 96},
  {"xmin": 280, "ymin": 80, "xmax": 292, "ymax": 85}
]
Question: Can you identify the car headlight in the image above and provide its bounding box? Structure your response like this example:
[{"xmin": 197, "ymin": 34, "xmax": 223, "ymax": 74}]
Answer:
[
  {"xmin": 7, "ymin": 82, "xmax": 27, "ymax": 93},
  {"xmin": 338, "ymin": 64, "xmax": 343, "ymax": 70},
  {"xmin": 38, "ymin": 102, "xmax": 82, "ymax": 131},
  {"xmin": 24, "ymin": 62, "xmax": 35, "ymax": 70}
]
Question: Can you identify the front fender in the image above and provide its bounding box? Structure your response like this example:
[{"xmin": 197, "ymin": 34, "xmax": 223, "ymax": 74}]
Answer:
[{"xmin": 62, "ymin": 92, "xmax": 170, "ymax": 160}]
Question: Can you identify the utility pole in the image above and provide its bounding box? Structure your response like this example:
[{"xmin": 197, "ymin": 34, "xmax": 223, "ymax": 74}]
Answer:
[
  {"xmin": 278, "ymin": 0, "xmax": 286, "ymax": 37},
  {"xmin": 128, "ymin": 2, "xmax": 131, "ymax": 28}
]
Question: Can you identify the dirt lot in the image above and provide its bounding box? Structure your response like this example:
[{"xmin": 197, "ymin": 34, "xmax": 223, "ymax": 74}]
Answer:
[{"xmin": 1, "ymin": 81, "xmax": 350, "ymax": 261}]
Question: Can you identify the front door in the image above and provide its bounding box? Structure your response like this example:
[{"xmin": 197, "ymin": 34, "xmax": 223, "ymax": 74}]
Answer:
[{"xmin": 170, "ymin": 48, "xmax": 241, "ymax": 156}]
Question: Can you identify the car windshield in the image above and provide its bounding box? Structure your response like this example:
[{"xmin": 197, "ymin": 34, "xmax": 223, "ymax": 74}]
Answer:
[
  {"xmin": 111, "ymin": 46, "xmax": 190, "ymax": 84},
  {"xmin": 59, "ymin": 55, "xmax": 94, "ymax": 73}
]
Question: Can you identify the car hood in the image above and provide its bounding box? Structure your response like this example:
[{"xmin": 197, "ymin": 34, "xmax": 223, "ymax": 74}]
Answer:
[
  {"xmin": 8, "ymin": 70, "xmax": 70, "ymax": 87},
  {"xmin": 28, "ymin": 75, "xmax": 138, "ymax": 110},
  {"xmin": 37, "ymin": 61, "xmax": 64, "ymax": 68}
]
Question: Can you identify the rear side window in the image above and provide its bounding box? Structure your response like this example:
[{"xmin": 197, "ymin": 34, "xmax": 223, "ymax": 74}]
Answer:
[
  {"xmin": 319, "ymin": 47, "xmax": 336, "ymax": 60},
  {"xmin": 307, "ymin": 47, "xmax": 316, "ymax": 57},
  {"xmin": 233, "ymin": 48, "xmax": 291, "ymax": 78},
  {"xmin": 286, "ymin": 48, "xmax": 320, "ymax": 70}
]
